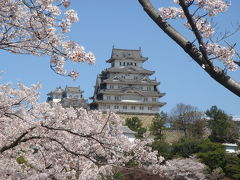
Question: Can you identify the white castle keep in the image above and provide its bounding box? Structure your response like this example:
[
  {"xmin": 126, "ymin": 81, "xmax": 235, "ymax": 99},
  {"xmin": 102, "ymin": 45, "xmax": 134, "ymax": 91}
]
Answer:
[{"xmin": 90, "ymin": 48, "xmax": 165, "ymax": 114}]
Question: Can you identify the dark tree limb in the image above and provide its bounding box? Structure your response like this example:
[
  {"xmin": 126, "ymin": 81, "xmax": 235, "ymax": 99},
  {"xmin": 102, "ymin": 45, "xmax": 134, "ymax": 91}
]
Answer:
[
  {"xmin": 178, "ymin": 0, "xmax": 213, "ymax": 69},
  {"xmin": 138, "ymin": 0, "xmax": 240, "ymax": 97},
  {"xmin": 0, "ymin": 127, "xmax": 37, "ymax": 153}
]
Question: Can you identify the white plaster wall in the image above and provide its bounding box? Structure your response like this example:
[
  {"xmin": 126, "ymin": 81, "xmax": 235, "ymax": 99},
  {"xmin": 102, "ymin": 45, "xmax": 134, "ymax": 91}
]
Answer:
[{"xmin": 99, "ymin": 104, "xmax": 159, "ymax": 114}]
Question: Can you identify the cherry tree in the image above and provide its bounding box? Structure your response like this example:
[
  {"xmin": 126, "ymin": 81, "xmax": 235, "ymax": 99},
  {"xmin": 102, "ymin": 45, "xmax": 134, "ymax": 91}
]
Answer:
[
  {"xmin": 0, "ymin": 83, "xmax": 207, "ymax": 179},
  {"xmin": 0, "ymin": 0, "xmax": 95, "ymax": 80},
  {"xmin": 0, "ymin": 1, "xmax": 209, "ymax": 179},
  {"xmin": 138, "ymin": 0, "xmax": 240, "ymax": 96}
]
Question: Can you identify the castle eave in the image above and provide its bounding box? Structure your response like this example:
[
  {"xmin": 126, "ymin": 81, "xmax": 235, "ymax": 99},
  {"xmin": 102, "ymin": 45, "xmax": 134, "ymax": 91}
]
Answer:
[
  {"xmin": 92, "ymin": 100, "xmax": 166, "ymax": 107},
  {"xmin": 98, "ymin": 90, "xmax": 165, "ymax": 97}
]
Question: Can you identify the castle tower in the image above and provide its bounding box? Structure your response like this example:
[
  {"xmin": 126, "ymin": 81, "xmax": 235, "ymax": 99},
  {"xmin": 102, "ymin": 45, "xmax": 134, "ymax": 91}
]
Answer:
[
  {"xmin": 90, "ymin": 48, "xmax": 165, "ymax": 114},
  {"xmin": 47, "ymin": 86, "xmax": 88, "ymax": 108}
]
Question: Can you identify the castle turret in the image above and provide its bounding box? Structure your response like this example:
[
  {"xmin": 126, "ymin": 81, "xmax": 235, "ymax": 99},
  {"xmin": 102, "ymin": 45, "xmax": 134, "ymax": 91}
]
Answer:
[{"xmin": 47, "ymin": 86, "xmax": 88, "ymax": 108}]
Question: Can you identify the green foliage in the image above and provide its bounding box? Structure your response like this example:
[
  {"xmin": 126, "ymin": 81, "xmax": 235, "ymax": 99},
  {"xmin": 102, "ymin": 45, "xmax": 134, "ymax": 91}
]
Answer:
[
  {"xmin": 16, "ymin": 156, "xmax": 32, "ymax": 168},
  {"xmin": 197, "ymin": 138, "xmax": 225, "ymax": 152},
  {"xmin": 16, "ymin": 156, "xmax": 27, "ymax": 164},
  {"xmin": 112, "ymin": 172, "xmax": 125, "ymax": 180},
  {"xmin": 149, "ymin": 112, "xmax": 167, "ymax": 141},
  {"xmin": 151, "ymin": 139, "xmax": 172, "ymax": 160},
  {"xmin": 198, "ymin": 149, "xmax": 226, "ymax": 172},
  {"xmin": 224, "ymin": 154, "xmax": 240, "ymax": 180},
  {"xmin": 197, "ymin": 139, "xmax": 226, "ymax": 171},
  {"xmin": 125, "ymin": 159, "xmax": 139, "ymax": 168},
  {"xmin": 206, "ymin": 106, "xmax": 239, "ymax": 143},
  {"xmin": 171, "ymin": 137, "xmax": 202, "ymax": 158},
  {"xmin": 188, "ymin": 119, "xmax": 207, "ymax": 138},
  {"xmin": 103, "ymin": 172, "xmax": 125, "ymax": 180},
  {"xmin": 125, "ymin": 117, "xmax": 146, "ymax": 139}
]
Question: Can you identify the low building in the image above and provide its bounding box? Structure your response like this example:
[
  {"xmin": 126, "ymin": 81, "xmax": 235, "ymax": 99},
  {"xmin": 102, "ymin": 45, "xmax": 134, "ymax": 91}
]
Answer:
[
  {"xmin": 47, "ymin": 86, "xmax": 88, "ymax": 108},
  {"xmin": 121, "ymin": 126, "xmax": 137, "ymax": 142},
  {"xmin": 222, "ymin": 143, "xmax": 239, "ymax": 153}
]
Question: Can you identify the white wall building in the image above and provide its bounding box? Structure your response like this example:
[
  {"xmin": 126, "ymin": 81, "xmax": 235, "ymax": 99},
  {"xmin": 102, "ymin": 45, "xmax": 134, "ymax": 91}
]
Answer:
[
  {"xmin": 121, "ymin": 126, "xmax": 137, "ymax": 142},
  {"xmin": 90, "ymin": 48, "xmax": 166, "ymax": 114},
  {"xmin": 47, "ymin": 86, "xmax": 88, "ymax": 108}
]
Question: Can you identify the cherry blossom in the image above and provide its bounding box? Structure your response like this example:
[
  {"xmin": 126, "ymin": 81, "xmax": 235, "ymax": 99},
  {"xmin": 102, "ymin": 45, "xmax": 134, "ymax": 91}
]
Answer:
[
  {"xmin": 158, "ymin": 0, "xmax": 238, "ymax": 74},
  {"xmin": 0, "ymin": 83, "xmax": 207, "ymax": 179},
  {"xmin": 206, "ymin": 43, "xmax": 237, "ymax": 71},
  {"xmin": 0, "ymin": 83, "xmax": 162, "ymax": 179},
  {"xmin": 159, "ymin": 7, "xmax": 184, "ymax": 19},
  {"xmin": 68, "ymin": 70, "xmax": 79, "ymax": 80},
  {"xmin": 161, "ymin": 158, "xmax": 206, "ymax": 180},
  {"xmin": 184, "ymin": 17, "xmax": 214, "ymax": 38},
  {"xmin": 0, "ymin": 0, "xmax": 95, "ymax": 80}
]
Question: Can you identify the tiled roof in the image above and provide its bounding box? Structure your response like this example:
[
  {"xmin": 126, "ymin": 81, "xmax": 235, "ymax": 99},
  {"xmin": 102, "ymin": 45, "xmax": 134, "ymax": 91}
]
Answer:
[
  {"xmin": 47, "ymin": 87, "xmax": 64, "ymax": 95},
  {"xmin": 105, "ymin": 66, "xmax": 154, "ymax": 75},
  {"xmin": 120, "ymin": 126, "xmax": 137, "ymax": 134},
  {"xmin": 65, "ymin": 86, "xmax": 83, "ymax": 92},
  {"xmin": 107, "ymin": 48, "xmax": 148, "ymax": 63}
]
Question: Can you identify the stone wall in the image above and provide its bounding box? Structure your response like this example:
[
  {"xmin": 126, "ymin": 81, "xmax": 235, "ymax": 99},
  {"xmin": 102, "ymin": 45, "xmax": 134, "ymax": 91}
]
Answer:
[
  {"xmin": 118, "ymin": 113, "xmax": 185, "ymax": 144},
  {"xmin": 119, "ymin": 114, "xmax": 156, "ymax": 128}
]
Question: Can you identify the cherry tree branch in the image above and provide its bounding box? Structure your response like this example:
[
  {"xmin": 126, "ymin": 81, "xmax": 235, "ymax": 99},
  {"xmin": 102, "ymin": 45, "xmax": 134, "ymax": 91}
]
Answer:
[
  {"xmin": 138, "ymin": 0, "xmax": 240, "ymax": 96},
  {"xmin": 0, "ymin": 127, "xmax": 36, "ymax": 153},
  {"xmin": 178, "ymin": 0, "xmax": 213, "ymax": 69}
]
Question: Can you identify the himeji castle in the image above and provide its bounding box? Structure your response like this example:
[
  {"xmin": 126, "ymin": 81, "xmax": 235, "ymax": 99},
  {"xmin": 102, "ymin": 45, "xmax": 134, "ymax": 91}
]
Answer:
[{"xmin": 90, "ymin": 48, "xmax": 166, "ymax": 114}]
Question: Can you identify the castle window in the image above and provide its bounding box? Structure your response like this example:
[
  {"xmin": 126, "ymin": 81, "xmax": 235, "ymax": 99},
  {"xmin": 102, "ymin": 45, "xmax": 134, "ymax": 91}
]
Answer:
[
  {"xmin": 135, "ymin": 63, "xmax": 137, "ymax": 66},
  {"xmin": 109, "ymin": 85, "xmax": 114, "ymax": 89},
  {"xmin": 147, "ymin": 87, "xmax": 151, "ymax": 91},
  {"xmin": 140, "ymin": 106, "xmax": 144, "ymax": 110},
  {"xmin": 131, "ymin": 106, "xmax": 135, "ymax": 110},
  {"xmin": 134, "ymin": 76, "xmax": 138, "ymax": 80},
  {"xmin": 144, "ymin": 97, "xmax": 148, "ymax": 102},
  {"xmin": 107, "ymin": 96, "xmax": 111, "ymax": 100},
  {"xmin": 152, "ymin": 98, "xmax": 156, "ymax": 102},
  {"xmin": 120, "ymin": 62, "xmax": 122, "ymax": 66},
  {"xmin": 123, "ymin": 105, "xmax": 127, "ymax": 110},
  {"xmin": 106, "ymin": 105, "xmax": 110, "ymax": 109},
  {"xmin": 148, "ymin": 107, "xmax": 152, "ymax": 110},
  {"xmin": 114, "ymin": 105, "xmax": 119, "ymax": 109},
  {"xmin": 115, "ymin": 96, "xmax": 120, "ymax": 101},
  {"xmin": 123, "ymin": 62, "xmax": 126, "ymax": 66}
]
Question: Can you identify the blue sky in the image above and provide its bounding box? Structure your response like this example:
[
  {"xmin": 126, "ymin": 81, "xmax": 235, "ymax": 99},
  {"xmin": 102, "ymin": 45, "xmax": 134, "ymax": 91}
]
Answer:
[{"xmin": 1, "ymin": 0, "xmax": 240, "ymax": 115}]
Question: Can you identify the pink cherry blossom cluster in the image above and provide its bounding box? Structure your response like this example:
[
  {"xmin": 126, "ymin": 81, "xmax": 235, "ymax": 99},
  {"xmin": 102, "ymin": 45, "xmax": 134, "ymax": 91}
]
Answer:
[
  {"xmin": 184, "ymin": 17, "xmax": 214, "ymax": 38},
  {"xmin": 68, "ymin": 70, "xmax": 79, "ymax": 80},
  {"xmin": 159, "ymin": 0, "xmax": 238, "ymax": 72},
  {"xmin": 197, "ymin": 0, "xmax": 229, "ymax": 16},
  {"xmin": 206, "ymin": 43, "xmax": 237, "ymax": 71},
  {"xmin": 0, "ymin": 83, "xmax": 207, "ymax": 179},
  {"xmin": 158, "ymin": 7, "xmax": 184, "ymax": 19},
  {"xmin": 161, "ymin": 158, "xmax": 206, "ymax": 180},
  {"xmin": 0, "ymin": 83, "xmax": 161, "ymax": 179},
  {"xmin": 0, "ymin": 0, "xmax": 95, "ymax": 80},
  {"xmin": 173, "ymin": 0, "xmax": 229, "ymax": 16}
]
